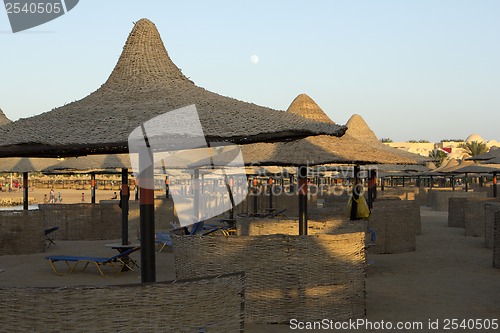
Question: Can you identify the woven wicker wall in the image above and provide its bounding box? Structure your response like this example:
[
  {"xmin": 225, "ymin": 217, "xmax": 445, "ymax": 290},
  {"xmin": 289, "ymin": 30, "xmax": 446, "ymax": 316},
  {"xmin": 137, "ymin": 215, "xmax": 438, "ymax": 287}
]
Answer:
[
  {"xmin": 368, "ymin": 199, "xmax": 419, "ymax": 254},
  {"xmin": 415, "ymin": 187, "xmax": 430, "ymax": 207},
  {"xmin": 40, "ymin": 204, "xmax": 120, "ymax": 240},
  {"xmin": 485, "ymin": 202, "xmax": 500, "ymax": 249},
  {"xmin": 126, "ymin": 198, "xmax": 176, "ymax": 236},
  {"xmin": 236, "ymin": 218, "xmax": 364, "ymax": 236},
  {"xmin": 448, "ymin": 198, "xmax": 467, "ymax": 228},
  {"xmin": 0, "ymin": 273, "xmax": 244, "ymax": 332},
  {"xmin": 38, "ymin": 199, "xmax": 176, "ymax": 241},
  {"xmin": 173, "ymin": 233, "xmax": 366, "ymax": 324},
  {"xmin": 0, "ymin": 211, "xmax": 45, "ymax": 255},
  {"xmin": 493, "ymin": 211, "xmax": 500, "ymax": 268},
  {"xmin": 235, "ymin": 191, "xmax": 317, "ymax": 217},
  {"xmin": 378, "ymin": 188, "xmax": 417, "ymax": 201},
  {"xmin": 429, "ymin": 189, "xmax": 487, "ymax": 212},
  {"xmin": 464, "ymin": 198, "xmax": 500, "ymax": 237}
]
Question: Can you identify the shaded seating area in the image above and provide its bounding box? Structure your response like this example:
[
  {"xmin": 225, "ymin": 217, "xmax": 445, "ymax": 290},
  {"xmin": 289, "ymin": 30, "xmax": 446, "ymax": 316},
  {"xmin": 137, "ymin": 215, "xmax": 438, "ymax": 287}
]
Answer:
[{"xmin": 45, "ymin": 246, "xmax": 140, "ymax": 276}]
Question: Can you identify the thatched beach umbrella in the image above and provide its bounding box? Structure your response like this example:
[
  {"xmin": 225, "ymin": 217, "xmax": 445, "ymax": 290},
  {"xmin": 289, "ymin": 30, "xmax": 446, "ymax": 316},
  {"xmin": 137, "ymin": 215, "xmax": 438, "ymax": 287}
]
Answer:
[
  {"xmin": 241, "ymin": 94, "xmax": 420, "ymax": 234},
  {"xmin": 0, "ymin": 20, "xmax": 345, "ymax": 159},
  {"xmin": 0, "ymin": 157, "xmax": 58, "ymax": 209},
  {"xmin": 345, "ymin": 114, "xmax": 429, "ymax": 164},
  {"xmin": 438, "ymin": 159, "xmax": 475, "ymax": 191},
  {"xmin": 0, "ymin": 108, "xmax": 11, "ymax": 127},
  {"xmin": 43, "ymin": 154, "xmax": 132, "ymax": 173},
  {"xmin": 467, "ymin": 149, "xmax": 500, "ymax": 197},
  {"xmin": 0, "ymin": 19, "xmax": 345, "ymax": 282},
  {"xmin": 466, "ymin": 147, "xmax": 500, "ymax": 162}
]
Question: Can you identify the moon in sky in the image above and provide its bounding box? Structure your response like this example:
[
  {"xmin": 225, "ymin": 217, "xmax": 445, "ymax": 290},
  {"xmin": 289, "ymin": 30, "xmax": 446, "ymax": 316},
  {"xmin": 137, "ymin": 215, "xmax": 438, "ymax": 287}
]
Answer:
[{"xmin": 250, "ymin": 55, "xmax": 259, "ymax": 64}]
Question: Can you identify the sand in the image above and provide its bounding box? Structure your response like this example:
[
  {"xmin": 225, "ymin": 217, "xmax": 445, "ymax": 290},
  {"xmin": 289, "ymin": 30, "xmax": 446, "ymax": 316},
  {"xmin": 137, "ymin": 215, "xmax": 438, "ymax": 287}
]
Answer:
[
  {"xmin": 0, "ymin": 187, "xmax": 131, "ymax": 206},
  {"xmin": 1, "ymin": 204, "xmax": 499, "ymax": 332}
]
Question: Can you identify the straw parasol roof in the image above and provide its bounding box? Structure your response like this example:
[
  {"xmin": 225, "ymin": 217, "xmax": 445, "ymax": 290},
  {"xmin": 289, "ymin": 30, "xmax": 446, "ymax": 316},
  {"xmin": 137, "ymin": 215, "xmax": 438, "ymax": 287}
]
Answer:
[
  {"xmin": 0, "ymin": 108, "xmax": 11, "ymax": 127},
  {"xmin": 345, "ymin": 114, "xmax": 428, "ymax": 164},
  {"xmin": 42, "ymin": 154, "xmax": 132, "ymax": 174},
  {"xmin": 453, "ymin": 163, "xmax": 500, "ymax": 174},
  {"xmin": 0, "ymin": 157, "xmax": 58, "ymax": 173},
  {"xmin": 241, "ymin": 94, "xmax": 418, "ymax": 166},
  {"xmin": 438, "ymin": 159, "xmax": 474, "ymax": 173},
  {"xmin": 0, "ymin": 19, "xmax": 345, "ymax": 159},
  {"xmin": 345, "ymin": 114, "xmax": 379, "ymax": 143},
  {"xmin": 368, "ymin": 164, "xmax": 430, "ymax": 173},
  {"xmin": 432, "ymin": 158, "xmax": 459, "ymax": 173},
  {"xmin": 468, "ymin": 147, "xmax": 500, "ymax": 162},
  {"xmin": 481, "ymin": 156, "xmax": 500, "ymax": 164},
  {"xmin": 287, "ymin": 94, "xmax": 335, "ymax": 124}
]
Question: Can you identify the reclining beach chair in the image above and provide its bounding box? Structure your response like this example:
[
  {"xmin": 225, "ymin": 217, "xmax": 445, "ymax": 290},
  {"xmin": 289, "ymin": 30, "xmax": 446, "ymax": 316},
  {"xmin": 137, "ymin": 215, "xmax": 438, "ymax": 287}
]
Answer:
[
  {"xmin": 44, "ymin": 226, "xmax": 59, "ymax": 247},
  {"xmin": 156, "ymin": 221, "xmax": 205, "ymax": 253},
  {"xmin": 45, "ymin": 246, "xmax": 140, "ymax": 276}
]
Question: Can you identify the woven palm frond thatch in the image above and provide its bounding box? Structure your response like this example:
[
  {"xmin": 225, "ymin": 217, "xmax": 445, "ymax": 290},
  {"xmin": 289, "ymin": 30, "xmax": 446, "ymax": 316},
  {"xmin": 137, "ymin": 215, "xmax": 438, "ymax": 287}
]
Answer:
[
  {"xmin": 346, "ymin": 114, "xmax": 428, "ymax": 164},
  {"xmin": 42, "ymin": 154, "xmax": 132, "ymax": 174},
  {"xmin": 468, "ymin": 147, "xmax": 500, "ymax": 161},
  {"xmin": 0, "ymin": 19, "xmax": 345, "ymax": 158},
  {"xmin": 241, "ymin": 94, "xmax": 419, "ymax": 166},
  {"xmin": 0, "ymin": 157, "xmax": 58, "ymax": 173},
  {"xmin": 439, "ymin": 159, "xmax": 474, "ymax": 173},
  {"xmin": 287, "ymin": 94, "xmax": 335, "ymax": 124},
  {"xmin": 433, "ymin": 158, "xmax": 460, "ymax": 173},
  {"xmin": 0, "ymin": 108, "xmax": 11, "ymax": 127},
  {"xmin": 453, "ymin": 164, "xmax": 500, "ymax": 174}
]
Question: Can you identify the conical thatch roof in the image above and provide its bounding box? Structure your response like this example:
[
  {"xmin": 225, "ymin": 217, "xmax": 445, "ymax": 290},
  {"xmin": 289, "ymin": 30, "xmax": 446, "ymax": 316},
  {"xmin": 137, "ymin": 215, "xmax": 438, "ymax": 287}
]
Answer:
[
  {"xmin": 433, "ymin": 158, "xmax": 460, "ymax": 173},
  {"xmin": 0, "ymin": 157, "xmax": 58, "ymax": 173},
  {"xmin": 345, "ymin": 114, "xmax": 379, "ymax": 143},
  {"xmin": 42, "ymin": 154, "xmax": 132, "ymax": 173},
  {"xmin": 240, "ymin": 95, "xmax": 418, "ymax": 166},
  {"xmin": 287, "ymin": 94, "xmax": 335, "ymax": 124},
  {"xmin": 0, "ymin": 19, "xmax": 345, "ymax": 158},
  {"xmin": 453, "ymin": 163, "xmax": 500, "ymax": 174},
  {"xmin": 440, "ymin": 159, "xmax": 474, "ymax": 173},
  {"xmin": 345, "ymin": 114, "xmax": 428, "ymax": 164},
  {"xmin": 0, "ymin": 108, "xmax": 11, "ymax": 127},
  {"xmin": 468, "ymin": 147, "xmax": 500, "ymax": 161},
  {"xmin": 482, "ymin": 157, "xmax": 500, "ymax": 164}
]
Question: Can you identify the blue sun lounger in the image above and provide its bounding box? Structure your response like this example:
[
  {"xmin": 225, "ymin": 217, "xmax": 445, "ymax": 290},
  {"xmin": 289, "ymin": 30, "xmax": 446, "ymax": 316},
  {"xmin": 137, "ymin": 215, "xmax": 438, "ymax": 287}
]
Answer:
[
  {"xmin": 45, "ymin": 246, "xmax": 140, "ymax": 276},
  {"xmin": 156, "ymin": 222, "xmax": 205, "ymax": 253}
]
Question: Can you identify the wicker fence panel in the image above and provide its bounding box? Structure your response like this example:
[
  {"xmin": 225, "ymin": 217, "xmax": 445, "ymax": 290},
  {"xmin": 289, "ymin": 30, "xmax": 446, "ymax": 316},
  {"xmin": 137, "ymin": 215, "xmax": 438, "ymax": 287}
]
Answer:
[
  {"xmin": 429, "ymin": 189, "xmax": 487, "ymax": 212},
  {"xmin": 0, "ymin": 211, "xmax": 45, "ymax": 255},
  {"xmin": 448, "ymin": 198, "xmax": 467, "ymax": 228},
  {"xmin": 236, "ymin": 218, "xmax": 364, "ymax": 236},
  {"xmin": 0, "ymin": 273, "xmax": 244, "ymax": 332},
  {"xmin": 485, "ymin": 203, "xmax": 500, "ymax": 249},
  {"xmin": 234, "ymin": 192, "xmax": 317, "ymax": 217},
  {"xmin": 493, "ymin": 212, "xmax": 500, "ymax": 268},
  {"xmin": 464, "ymin": 198, "xmax": 499, "ymax": 237},
  {"xmin": 173, "ymin": 233, "xmax": 366, "ymax": 324},
  {"xmin": 367, "ymin": 199, "xmax": 418, "ymax": 254}
]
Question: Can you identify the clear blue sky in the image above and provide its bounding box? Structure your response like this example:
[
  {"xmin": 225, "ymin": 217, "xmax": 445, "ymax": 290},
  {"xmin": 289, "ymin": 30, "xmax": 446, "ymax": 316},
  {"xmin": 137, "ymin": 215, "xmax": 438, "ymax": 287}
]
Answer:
[{"xmin": 1, "ymin": 0, "xmax": 499, "ymax": 142}]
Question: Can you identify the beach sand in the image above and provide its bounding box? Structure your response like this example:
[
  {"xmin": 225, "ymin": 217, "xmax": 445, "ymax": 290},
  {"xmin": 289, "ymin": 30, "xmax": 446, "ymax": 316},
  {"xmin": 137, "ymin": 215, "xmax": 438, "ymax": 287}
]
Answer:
[
  {"xmin": 1, "ymin": 205, "xmax": 499, "ymax": 332},
  {"xmin": 0, "ymin": 186, "xmax": 131, "ymax": 206}
]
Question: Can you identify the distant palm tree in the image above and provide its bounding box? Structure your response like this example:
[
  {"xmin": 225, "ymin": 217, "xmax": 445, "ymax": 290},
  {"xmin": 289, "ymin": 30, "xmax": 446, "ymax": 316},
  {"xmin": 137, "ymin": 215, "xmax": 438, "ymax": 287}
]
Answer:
[
  {"xmin": 429, "ymin": 150, "xmax": 447, "ymax": 167},
  {"xmin": 457, "ymin": 141, "xmax": 488, "ymax": 157}
]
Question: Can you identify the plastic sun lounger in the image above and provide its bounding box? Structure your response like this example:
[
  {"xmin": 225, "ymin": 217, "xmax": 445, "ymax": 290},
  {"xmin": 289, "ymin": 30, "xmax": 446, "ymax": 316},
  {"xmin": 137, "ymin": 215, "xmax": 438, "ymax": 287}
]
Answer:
[
  {"xmin": 156, "ymin": 222, "xmax": 205, "ymax": 253},
  {"xmin": 45, "ymin": 247, "xmax": 140, "ymax": 277}
]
